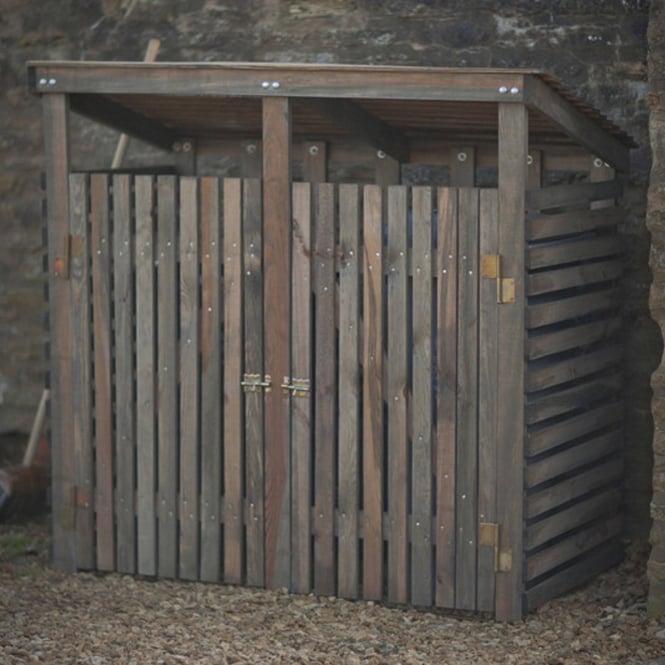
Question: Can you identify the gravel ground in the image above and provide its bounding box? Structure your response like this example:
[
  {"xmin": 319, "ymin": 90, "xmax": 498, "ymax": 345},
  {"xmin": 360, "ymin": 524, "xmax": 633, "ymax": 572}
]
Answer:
[{"xmin": 1, "ymin": 520, "xmax": 664, "ymax": 665}]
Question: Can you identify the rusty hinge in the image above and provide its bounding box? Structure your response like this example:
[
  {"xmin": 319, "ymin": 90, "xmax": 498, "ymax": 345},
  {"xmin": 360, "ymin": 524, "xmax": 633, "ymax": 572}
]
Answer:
[
  {"xmin": 479, "ymin": 522, "xmax": 512, "ymax": 572},
  {"xmin": 280, "ymin": 376, "xmax": 311, "ymax": 397},
  {"xmin": 241, "ymin": 373, "xmax": 272, "ymax": 393},
  {"xmin": 481, "ymin": 255, "xmax": 515, "ymax": 304}
]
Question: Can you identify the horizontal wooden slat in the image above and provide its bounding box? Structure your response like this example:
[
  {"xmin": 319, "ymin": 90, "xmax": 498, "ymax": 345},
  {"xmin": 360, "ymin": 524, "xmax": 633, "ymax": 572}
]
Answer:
[
  {"xmin": 527, "ymin": 289, "xmax": 619, "ymax": 329},
  {"xmin": 526, "ymin": 456, "xmax": 622, "ymax": 519},
  {"xmin": 527, "ymin": 429, "xmax": 622, "ymax": 487},
  {"xmin": 524, "ymin": 542, "xmax": 623, "ymax": 611},
  {"xmin": 526, "ymin": 180, "xmax": 622, "ymax": 212},
  {"xmin": 526, "ymin": 373, "xmax": 622, "ymax": 425},
  {"xmin": 527, "ymin": 259, "xmax": 622, "ymax": 296},
  {"xmin": 527, "ymin": 207, "xmax": 622, "ymax": 241},
  {"xmin": 527, "ymin": 316, "xmax": 621, "ymax": 360},
  {"xmin": 527, "ymin": 236, "xmax": 620, "ymax": 270},
  {"xmin": 526, "ymin": 487, "xmax": 621, "ymax": 550},
  {"xmin": 527, "ymin": 402, "xmax": 622, "ymax": 456}
]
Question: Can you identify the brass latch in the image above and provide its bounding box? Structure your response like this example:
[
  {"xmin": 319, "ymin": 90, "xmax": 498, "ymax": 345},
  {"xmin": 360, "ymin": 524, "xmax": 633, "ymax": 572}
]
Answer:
[
  {"xmin": 280, "ymin": 376, "xmax": 311, "ymax": 397},
  {"xmin": 481, "ymin": 255, "xmax": 515, "ymax": 304},
  {"xmin": 479, "ymin": 522, "xmax": 512, "ymax": 572},
  {"xmin": 241, "ymin": 373, "xmax": 272, "ymax": 393}
]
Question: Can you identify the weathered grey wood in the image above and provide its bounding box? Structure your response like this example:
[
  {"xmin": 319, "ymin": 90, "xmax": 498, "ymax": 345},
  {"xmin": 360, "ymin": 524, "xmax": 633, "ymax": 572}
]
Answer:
[
  {"xmin": 241, "ymin": 140, "xmax": 262, "ymax": 178},
  {"xmin": 113, "ymin": 174, "xmax": 136, "ymax": 575},
  {"xmin": 526, "ymin": 429, "xmax": 622, "ymax": 488},
  {"xmin": 526, "ymin": 344, "xmax": 622, "ymax": 392},
  {"xmin": 314, "ymin": 183, "xmax": 336, "ymax": 597},
  {"xmin": 290, "ymin": 182, "xmax": 312, "ymax": 594},
  {"xmin": 527, "ymin": 236, "xmax": 620, "ymax": 270},
  {"xmin": 90, "ymin": 173, "xmax": 114, "ymax": 572},
  {"xmin": 362, "ymin": 185, "xmax": 384, "ymax": 601},
  {"xmin": 337, "ymin": 184, "xmax": 360, "ymax": 600},
  {"xmin": 303, "ymin": 141, "xmax": 327, "ymax": 182},
  {"xmin": 527, "ymin": 457, "xmax": 623, "ymax": 519},
  {"xmin": 477, "ymin": 188, "xmax": 499, "ymax": 613},
  {"xmin": 527, "ymin": 289, "xmax": 619, "ymax": 330},
  {"xmin": 524, "ymin": 542, "xmax": 623, "ymax": 611},
  {"xmin": 375, "ymin": 153, "xmax": 400, "ymax": 186},
  {"xmin": 411, "ymin": 186, "xmax": 434, "ymax": 607},
  {"xmin": 262, "ymin": 96, "xmax": 292, "ymax": 589},
  {"xmin": 156, "ymin": 175, "xmax": 178, "ymax": 579},
  {"xmin": 495, "ymin": 102, "xmax": 528, "ymax": 622},
  {"xmin": 173, "ymin": 139, "xmax": 197, "ymax": 176},
  {"xmin": 223, "ymin": 178, "xmax": 244, "ymax": 585},
  {"xmin": 436, "ymin": 187, "xmax": 458, "ymax": 608},
  {"xmin": 526, "ymin": 180, "xmax": 623, "ymax": 212},
  {"xmin": 134, "ymin": 175, "xmax": 157, "ymax": 577},
  {"xmin": 526, "ymin": 487, "xmax": 622, "ymax": 550},
  {"xmin": 590, "ymin": 158, "xmax": 617, "ymax": 209},
  {"xmin": 525, "ymin": 514, "xmax": 622, "ymax": 581},
  {"xmin": 455, "ymin": 186, "xmax": 479, "ymax": 612},
  {"xmin": 526, "ymin": 207, "xmax": 622, "ymax": 241},
  {"xmin": 528, "ymin": 149, "xmax": 543, "ymax": 191},
  {"xmin": 526, "ymin": 260, "xmax": 622, "ymax": 297},
  {"xmin": 243, "ymin": 178, "xmax": 265, "ymax": 587},
  {"xmin": 386, "ymin": 185, "xmax": 409, "ymax": 605},
  {"xmin": 179, "ymin": 177, "xmax": 200, "ymax": 581},
  {"xmin": 43, "ymin": 93, "xmax": 76, "ymax": 572},
  {"xmin": 450, "ymin": 146, "xmax": 476, "ymax": 186},
  {"xmin": 69, "ymin": 173, "xmax": 94, "ymax": 570}
]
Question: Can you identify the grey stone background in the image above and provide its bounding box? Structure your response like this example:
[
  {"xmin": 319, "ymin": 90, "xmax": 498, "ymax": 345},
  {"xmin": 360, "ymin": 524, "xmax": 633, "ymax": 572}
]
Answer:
[{"xmin": 1, "ymin": 0, "xmax": 660, "ymax": 609}]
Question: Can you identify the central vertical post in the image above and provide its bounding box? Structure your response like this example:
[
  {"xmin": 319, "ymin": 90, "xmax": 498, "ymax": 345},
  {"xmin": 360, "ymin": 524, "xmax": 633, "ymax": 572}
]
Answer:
[{"xmin": 262, "ymin": 96, "xmax": 292, "ymax": 589}]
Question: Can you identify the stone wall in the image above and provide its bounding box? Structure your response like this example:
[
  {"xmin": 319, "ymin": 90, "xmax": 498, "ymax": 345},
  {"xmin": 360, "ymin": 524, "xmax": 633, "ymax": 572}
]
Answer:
[{"xmin": 0, "ymin": 0, "xmax": 655, "ymax": 541}]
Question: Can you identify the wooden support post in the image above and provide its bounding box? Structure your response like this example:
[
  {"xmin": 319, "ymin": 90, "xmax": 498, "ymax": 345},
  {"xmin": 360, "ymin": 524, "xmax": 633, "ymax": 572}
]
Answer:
[
  {"xmin": 262, "ymin": 96, "xmax": 292, "ymax": 590},
  {"xmin": 495, "ymin": 102, "xmax": 528, "ymax": 622},
  {"xmin": 303, "ymin": 141, "xmax": 327, "ymax": 182},
  {"xmin": 43, "ymin": 93, "xmax": 76, "ymax": 572},
  {"xmin": 450, "ymin": 146, "xmax": 476, "ymax": 186},
  {"xmin": 375, "ymin": 151, "xmax": 400, "ymax": 185}
]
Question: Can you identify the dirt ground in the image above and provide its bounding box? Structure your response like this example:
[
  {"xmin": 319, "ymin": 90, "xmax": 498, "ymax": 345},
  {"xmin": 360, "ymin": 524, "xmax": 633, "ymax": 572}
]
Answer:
[{"xmin": 0, "ymin": 519, "xmax": 664, "ymax": 665}]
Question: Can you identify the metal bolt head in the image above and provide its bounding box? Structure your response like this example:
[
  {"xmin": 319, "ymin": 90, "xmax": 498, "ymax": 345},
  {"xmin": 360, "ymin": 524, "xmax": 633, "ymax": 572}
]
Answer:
[
  {"xmin": 457, "ymin": 151, "xmax": 467, "ymax": 162},
  {"xmin": 246, "ymin": 143, "xmax": 257, "ymax": 154},
  {"xmin": 498, "ymin": 86, "xmax": 508, "ymax": 94},
  {"xmin": 39, "ymin": 78, "xmax": 47, "ymax": 86},
  {"xmin": 182, "ymin": 141, "xmax": 192, "ymax": 153},
  {"xmin": 510, "ymin": 86, "xmax": 520, "ymax": 95},
  {"xmin": 527, "ymin": 154, "xmax": 533, "ymax": 165},
  {"xmin": 377, "ymin": 150, "xmax": 386, "ymax": 159},
  {"xmin": 308, "ymin": 145, "xmax": 319, "ymax": 156},
  {"xmin": 593, "ymin": 157, "xmax": 604, "ymax": 168},
  {"xmin": 48, "ymin": 78, "xmax": 56, "ymax": 86},
  {"xmin": 271, "ymin": 81, "xmax": 280, "ymax": 89},
  {"xmin": 261, "ymin": 81, "xmax": 270, "ymax": 88}
]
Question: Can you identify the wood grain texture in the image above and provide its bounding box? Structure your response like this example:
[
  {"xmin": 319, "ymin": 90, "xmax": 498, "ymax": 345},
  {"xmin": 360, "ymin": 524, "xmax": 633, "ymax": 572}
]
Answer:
[
  {"xmin": 526, "ymin": 207, "xmax": 622, "ymax": 242},
  {"xmin": 449, "ymin": 146, "xmax": 476, "ymax": 187},
  {"xmin": 303, "ymin": 141, "xmax": 327, "ymax": 182}
]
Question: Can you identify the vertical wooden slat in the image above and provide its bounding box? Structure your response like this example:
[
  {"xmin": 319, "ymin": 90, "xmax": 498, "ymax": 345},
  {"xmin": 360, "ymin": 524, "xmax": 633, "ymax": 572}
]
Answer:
[
  {"xmin": 386, "ymin": 186, "xmax": 409, "ymax": 605},
  {"xmin": 90, "ymin": 173, "xmax": 114, "ymax": 572},
  {"xmin": 375, "ymin": 153, "xmax": 400, "ymax": 185},
  {"xmin": 528, "ymin": 150, "xmax": 543, "ymax": 191},
  {"xmin": 362, "ymin": 185, "xmax": 384, "ymax": 601},
  {"xmin": 290, "ymin": 182, "xmax": 312, "ymax": 594},
  {"xmin": 411, "ymin": 186, "xmax": 433, "ymax": 606},
  {"xmin": 313, "ymin": 183, "xmax": 336, "ymax": 596},
  {"xmin": 135, "ymin": 175, "xmax": 157, "ymax": 577},
  {"xmin": 436, "ymin": 187, "xmax": 458, "ymax": 608},
  {"xmin": 43, "ymin": 94, "xmax": 75, "ymax": 572},
  {"xmin": 450, "ymin": 146, "xmax": 476, "ymax": 187},
  {"xmin": 477, "ymin": 189, "xmax": 499, "ymax": 612},
  {"xmin": 243, "ymin": 178, "xmax": 265, "ymax": 587},
  {"xmin": 113, "ymin": 174, "xmax": 136, "ymax": 575},
  {"xmin": 69, "ymin": 173, "xmax": 94, "ymax": 570},
  {"xmin": 262, "ymin": 96, "xmax": 292, "ymax": 589},
  {"xmin": 179, "ymin": 177, "xmax": 200, "ymax": 581},
  {"xmin": 495, "ymin": 103, "xmax": 528, "ymax": 622},
  {"xmin": 241, "ymin": 140, "xmax": 262, "ymax": 178},
  {"xmin": 455, "ymin": 187, "xmax": 480, "ymax": 611},
  {"xmin": 337, "ymin": 184, "xmax": 360, "ymax": 599},
  {"xmin": 223, "ymin": 178, "xmax": 244, "ymax": 584},
  {"xmin": 303, "ymin": 141, "xmax": 328, "ymax": 182},
  {"xmin": 157, "ymin": 175, "xmax": 178, "ymax": 579},
  {"xmin": 200, "ymin": 177, "xmax": 222, "ymax": 583}
]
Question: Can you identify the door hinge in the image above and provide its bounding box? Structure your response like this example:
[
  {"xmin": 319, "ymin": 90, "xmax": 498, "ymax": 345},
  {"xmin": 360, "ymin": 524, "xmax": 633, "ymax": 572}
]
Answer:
[
  {"xmin": 241, "ymin": 373, "xmax": 272, "ymax": 393},
  {"xmin": 481, "ymin": 255, "xmax": 515, "ymax": 304},
  {"xmin": 479, "ymin": 522, "xmax": 512, "ymax": 572},
  {"xmin": 280, "ymin": 376, "xmax": 311, "ymax": 397}
]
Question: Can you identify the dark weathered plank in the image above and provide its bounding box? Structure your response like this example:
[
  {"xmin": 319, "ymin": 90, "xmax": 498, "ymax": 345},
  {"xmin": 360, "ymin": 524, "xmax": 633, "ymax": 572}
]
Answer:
[
  {"xmin": 113, "ymin": 174, "xmax": 136, "ymax": 575},
  {"xmin": 528, "ymin": 149, "xmax": 543, "ymax": 191},
  {"xmin": 69, "ymin": 173, "xmax": 94, "ymax": 570},
  {"xmin": 528, "ymin": 236, "xmax": 620, "ymax": 271},
  {"xmin": 290, "ymin": 182, "xmax": 313, "ymax": 594},
  {"xmin": 477, "ymin": 188, "xmax": 499, "ymax": 613},
  {"xmin": 223, "ymin": 178, "xmax": 244, "ymax": 585},
  {"xmin": 449, "ymin": 146, "xmax": 476, "ymax": 186},
  {"xmin": 134, "ymin": 175, "xmax": 157, "ymax": 577},
  {"xmin": 43, "ymin": 93, "xmax": 76, "ymax": 572},
  {"xmin": 527, "ymin": 289, "xmax": 619, "ymax": 329},
  {"xmin": 375, "ymin": 153, "xmax": 400, "ymax": 186},
  {"xmin": 90, "ymin": 173, "xmax": 114, "ymax": 572},
  {"xmin": 262, "ymin": 97, "xmax": 292, "ymax": 589},
  {"xmin": 303, "ymin": 141, "xmax": 328, "ymax": 182},
  {"xmin": 526, "ymin": 259, "xmax": 622, "ymax": 297},
  {"xmin": 362, "ymin": 185, "xmax": 384, "ymax": 601},
  {"xmin": 386, "ymin": 185, "xmax": 409, "ymax": 605},
  {"xmin": 157, "ymin": 175, "xmax": 178, "ymax": 579},
  {"xmin": 240, "ymin": 140, "xmax": 262, "ymax": 178},
  {"xmin": 526, "ymin": 180, "xmax": 623, "ymax": 212},
  {"xmin": 495, "ymin": 102, "xmax": 528, "ymax": 622},
  {"xmin": 337, "ymin": 184, "xmax": 360, "ymax": 600},
  {"xmin": 200, "ymin": 177, "xmax": 222, "ymax": 583},
  {"xmin": 455, "ymin": 186, "xmax": 479, "ymax": 612},
  {"xmin": 179, "ymin": 177, "xmax": 200, "ymax": 581},
  {"xmin": 243, "ymin": 177, "xmax": 265, "ymax": 587},
  {"xmin": 411, "ymin": 186, "xmax": 434, "ymax": 607},
  {"xmin": 435, "ymin": 187, "xmax": 458, "ymax": 608},
  {"xmin": 526, "ymin": 207, "xmax": 622, "ymax": 242}
]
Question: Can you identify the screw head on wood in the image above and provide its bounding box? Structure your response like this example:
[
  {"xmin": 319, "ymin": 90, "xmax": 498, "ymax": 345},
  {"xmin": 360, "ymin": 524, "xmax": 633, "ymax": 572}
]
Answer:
[
  {"xmin": 261, "ymin": 81, "xmax": 270, "ymax": 88},
  {"xmin": 527, "ymin": 154, "xmax": 533, "ymax": 165},
  {"xmin": 182, "ymin": 141, "xmax": 192, "ymax": 152},
  {"xmin": 377, "ymin": 150, "xmax": 386, "ymax": 159},
  {"xmin": 593, "ymin": 157, "xmax": 604, "ymax": 168},
  {"xmin": 246, "ymin": 143, "xmax": 257, "ymax": 154},
  {"xmin": 308, "ymin": 145, "xmax": 319, "ymax": 156},
  {"xmin": 498, "ymin": 86, "xmax": 508, "ymax": 94},
  {"xmin": 510, "ymin": 86, "xmax": 520, "ymax": 94},
  {"xmin": 271, "ymin": 81, "xmax": 281, "ymax": 89},
  {"xmin": 457, "ymin": 151, "xmax": 467, "ymax": 162}
]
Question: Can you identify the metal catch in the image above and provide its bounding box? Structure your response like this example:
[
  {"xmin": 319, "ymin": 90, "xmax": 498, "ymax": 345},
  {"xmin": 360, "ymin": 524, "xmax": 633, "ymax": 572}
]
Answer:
[
  {"xmin": 280, "ymin": 376, "xmax": 311, "ymax": 397},
  {"xmin": 481, "ymin": 254, "xmax": 515, "ymax": 304},
  {"xmin": 241, "ymin": 373, "xmax": 272, "ymax": 393}
]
